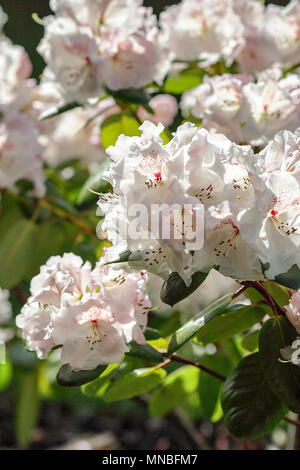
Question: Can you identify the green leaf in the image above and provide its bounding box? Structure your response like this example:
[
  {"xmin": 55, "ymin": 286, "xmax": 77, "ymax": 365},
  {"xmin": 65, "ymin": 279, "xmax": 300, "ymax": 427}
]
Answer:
[
  {"xmin": 149, "ymin": 366, "xmax": 200, "ymax": 416},
  {"xmin": 164, "ymin": 68, "xmax": 204, "ymax": 94},
  {"xmin": 126, "ymin": 341, "xmax": 164, "ymax": 363},
  {"xmin": 259, "ymin": 316, "xmax": 300, "ymax": 413},
  {"xmin": 0, "ymin": 219, "xmax": 38, "ymax": 288},
  {"xmin": 274, "ymin": 265, "xmax": 300, "ymax": 291},
  {"xmin": 221, "ymin": 353, "xmax": 287, "ymax": 439},
  {"xmin": 77, "ymin": 158, "xmax": 112, "ymax": 204},
  {"xmin": 81, "ymin": 364, "xmax": 119, "ymax": 398},
  {"xmin": 105, "ymin": 87, "xmax": 152, "ymax": 106},
  {"xmin": 0, "ymin": 192, "xmax": 23, "ymax": 242},
  {"xmin": 160, "ymin": 271, "xmax": 208, "ymax": 307},
  {"xmin": 27, "ymin": 220, "xmax": 65, "ymax": 278},
  {"xmin": 245, "ymin": 287, "xmax": 272, "ymax": 316},
  {"xmin": 241, "ymin": 330, "xmax": 260, "ymax": 352},
  {"xmin": 144, "ymin": 328, "xmax": 161, "ymax": 341},
  {"xmin": 199, "ymin": 354, "xmax": 232, "ymax": 420},
  {"xmin": 160, "ymin": 129, "xmax": 173, "ymax": 145},
  {"xmin": 103, "ymin": 367, "xmax": 166, "ymax": 402},
  {"xmin": 196, "ymin": 304, "xmax": 265, "ymax": 345},
  {"xmin": 264, "ymin": 281, "xmax": 290, "ymax": 308},
  {"xmin": 168, "ymin": 294, "xmax": 232, "ymax": 355},
  {"xmin": 16, "ymin": 370, "xmax": 40, "ymax": 448},
  {"xmin": 39, "ymin": 102, "xmax": 80, "ymax": 120},
  {"xmin": 101, "ymin": 112, "xmax": 141, "ymax": 149},
  {"xmin": 56, "ymin": 364, "xmax": 107, "ymax": 387},
  {"xmin": 0, "ymin": 361, "xmax": 13, "ymax": 391}
]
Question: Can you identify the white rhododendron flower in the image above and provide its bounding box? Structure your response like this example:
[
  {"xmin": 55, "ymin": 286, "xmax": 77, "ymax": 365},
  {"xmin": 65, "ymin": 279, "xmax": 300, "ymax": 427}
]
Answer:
[
  {"xmin": 16, "ymin": 250, "xmax": 151, "ymax": 369},
  {"xmin": 284, "ymin": 290, "xmax": 300, "ymax": 334},
  {"xmin": 241, "ymin": 74, "xmax": 300, "ymax": 147},
  {"xmin": 233, "ymin": 0, "xmax": 278, "ymax": 72},
  {"xmin": 37, "ymin": 17, "xmax": 104, "ymax": 104},
  {"xmin": 0, "ymin": 110, "xmax": 45, "ymax": 196},
  {"xmin": 0, "ymin": 36, "xmax": 35, "ymax": 109},
  {"xmin": 99, "ymin": 29, "xmax": 169, "ymax": 90},
  {"xmin": 264, "ymin": 0, "xmax": 300, "ymax": 68},
  {"xmin": 160, "ymin": 0, "xmax": 245, "ymax": 66},
  {"xmin": 181, "ymin": 73, "xmax": 252, "ymax": 142},
  {"xmin": 258, "ymin": 128, "xmax": 300, "ymax": 179},
  {"xmin": 50, "ymin": 0, "xmax": 151, "ymax": 35},
  {"xmin": 239, "ymin": 168, "xmax": 300, "ymax": 279},
  {"xmin": 38, "ymin": 0, "xmax": 170, "ymax": 103},
  {"xmin": 234, "ymin": 0, "xmax": 300, "ymax": 72},
  {"xmin": 193, "ymin": 204, "xmax": 263, "ymax": 280},
  {"xmin": 181, "ymin": 72, "xmax": 300, "ymax": 146}
]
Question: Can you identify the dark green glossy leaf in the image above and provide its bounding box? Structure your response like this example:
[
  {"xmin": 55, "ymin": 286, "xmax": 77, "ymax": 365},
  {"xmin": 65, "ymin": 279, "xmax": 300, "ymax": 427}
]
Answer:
[
  {"xmin": 265, "ymin": 281, "xmax": 290, "ymax": 308},
  {"xmin": 221, "ymin": 353, "xmax": 286, "ymax": 439},
  {"xmin": 161, "ymin": 271, "xmax": 208, "ymax": 307},
  {"xmin": 144, "ymin": 328, "xmax": 161, "ymax": 341},
  {"xmin": 56, "ymin": 364, "xmax": 107, "ymax": 387},
  {"xmin": 259, "ymin": 317, "xmax": 300, "ymax": 413},
  {"xmin": 274, "ymin": 265, "xmax": 300, "ymax": 291},
  {"xmin": 105, "ymin": 87, "xmax": 151, "ymax": 105},
  {"xmin": 126, "ymin": 341, "xmax": 164, "ymax": 363},
  {"xmin": 196, "ymin": 304, "xmax": 265, "ymax": 345},
  {"xmin": 168, "ymin": 294, "xmax": 232, "ymax": 354}
]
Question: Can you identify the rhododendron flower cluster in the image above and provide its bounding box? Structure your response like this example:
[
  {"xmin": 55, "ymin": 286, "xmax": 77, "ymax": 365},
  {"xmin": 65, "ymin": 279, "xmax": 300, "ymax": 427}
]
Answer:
[
  {"xmin": 161, "ymin": 0, "xmax": 300, "ymax": 72},
  {"xmin": 181, "ymin": 71, "xmax": 300, "ymax": 146},
  {"xmin": 37, "ymin": 0, "xmax": 170, "ymax": 103},
  {"xmin": 16, "ymin": 249, "xmax": 151, "ymax": 370},
  {"xmin": 97, "ymin": 119, "xmax": 300, "ymax": 283},
  {"xmin": 0, "ymin": 31, "xmax": 45, "ymax": 195}
]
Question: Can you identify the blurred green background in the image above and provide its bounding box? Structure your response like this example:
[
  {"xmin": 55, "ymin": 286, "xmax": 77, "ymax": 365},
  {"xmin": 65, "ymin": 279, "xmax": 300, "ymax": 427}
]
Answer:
[{"xmin": 1, "ymin": 0, "xmax": 290, "ymax": 79}]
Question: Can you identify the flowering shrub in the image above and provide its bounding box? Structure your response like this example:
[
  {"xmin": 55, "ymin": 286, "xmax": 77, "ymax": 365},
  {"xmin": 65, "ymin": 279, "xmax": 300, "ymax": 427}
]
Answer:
[{"xmin": 1, "ymin": 0, "xmax": 300, "ymax": 448}]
